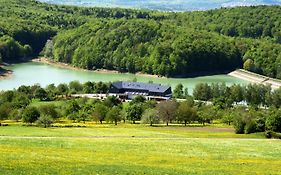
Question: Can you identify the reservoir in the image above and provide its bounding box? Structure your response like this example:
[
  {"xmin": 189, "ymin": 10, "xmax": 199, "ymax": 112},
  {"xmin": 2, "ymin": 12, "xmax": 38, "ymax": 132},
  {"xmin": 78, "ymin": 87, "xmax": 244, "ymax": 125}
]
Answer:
[{"xmin": 0, "ymin": 62, "xmax": 247, "ymax": 93}]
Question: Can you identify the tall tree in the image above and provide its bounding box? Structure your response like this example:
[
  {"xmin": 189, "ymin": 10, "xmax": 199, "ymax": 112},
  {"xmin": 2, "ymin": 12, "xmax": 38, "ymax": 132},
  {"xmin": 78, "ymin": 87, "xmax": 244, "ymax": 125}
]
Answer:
[
  {"xmin": 106, "ymin": 106, "xmax": 122, "ymax": 125},
  {"xmin": 127, "ymin": 104, "xmax": 143, "ymax": 124},
  {"xmin": 141, "ymin": 108, "xmax": 160, "ymax": 126},
  {"xmin": 176, "ymin": 101, "xmax": 197, "ymax": 126},
  {"xmin": 173, "ymin": 83, "xmax": 184, "ymax": 99},
  {"xmin": 156, "ymin": 100, "xmax": 178, "ymax": 126}
]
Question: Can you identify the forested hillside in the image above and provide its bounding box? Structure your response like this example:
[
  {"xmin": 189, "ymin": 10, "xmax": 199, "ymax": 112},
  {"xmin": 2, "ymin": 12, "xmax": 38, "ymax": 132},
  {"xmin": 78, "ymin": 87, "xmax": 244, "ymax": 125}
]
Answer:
[
  {"xmin": 0, "ymin": 0, "xmax": 163, "ymax": 62},
  {"xmin": 52, "ymin": 20, "xmax": 241, "ymax": 76},
  {"xmin": 0, "ymin": 0, "xmax": 281, "ymax": 78}
]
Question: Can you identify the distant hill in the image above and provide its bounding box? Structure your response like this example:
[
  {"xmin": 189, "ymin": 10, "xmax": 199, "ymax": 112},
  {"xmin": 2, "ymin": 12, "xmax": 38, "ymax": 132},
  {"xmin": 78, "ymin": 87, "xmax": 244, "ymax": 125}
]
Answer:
[{"xmin": 37, "ymin": 0, "xmax": 281, "ymax": 11}]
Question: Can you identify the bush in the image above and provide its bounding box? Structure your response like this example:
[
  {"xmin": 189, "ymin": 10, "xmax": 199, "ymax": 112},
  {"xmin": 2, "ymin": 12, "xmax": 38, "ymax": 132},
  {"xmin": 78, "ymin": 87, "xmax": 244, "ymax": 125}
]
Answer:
[
  {"xmin": 22, "ymin": 106, "xmax": 40, "ymax": 124},
  {"xmin": 36, "ymin": 115, "xmax": 53, "ymax": 128},
  {"xmin": 39, "ymin": 104, "xmax": 60, "ymax": 119},
  {"xmin": 245, "ymin": 120, "xmax": 257, "ymax": 134},
  {"xmin": 265, "ymin": 110, "xmax": 281, "ymax": 132},
  {"xmin": 233, "ymin": 112, "xmax": 246, "ymax": 134},
  {"xmin": 265, "ymin": 131, "xmax": 281, "ymax": 139},
  {"xmin": 233, "ymin": 119, "xmax": 246, "ymax": 134}
]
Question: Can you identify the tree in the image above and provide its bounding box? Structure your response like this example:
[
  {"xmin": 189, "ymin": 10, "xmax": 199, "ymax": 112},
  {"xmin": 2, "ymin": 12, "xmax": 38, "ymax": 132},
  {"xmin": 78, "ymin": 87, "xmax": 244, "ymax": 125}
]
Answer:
[
  {"xmin": 78, "ymin": 110, "xmax": 89, "ymax": 123},
  {"xmin": 176, "ymin": 101, "xmax": 197, "ymax": 126},
  {"xmin": 0, "ymin": 91, "xmax": 14, "ymax": 103},
  {"xmin": 106, "ymin": 106, "xmax": 122, "ymax": 125},
  {"xmin": 221, "ymin": 110, "xmax": 235, "ymax": 125},
  {"xmin": 34, "ymin": 88, "xmax": 48, "ymax": 101},
  {"xmin": 45, "ymin": 83, "xmax": 57, "ymax": 100},
  {"xmin": 266, "ymin": 109, "xmax": 281, "ymax": 132},
  {"xmin": 64, "ymin": 100, "xmax": 81, "ymax": 121},
  {"xmin": 12, "ymin": 93, "xmax": 30, "ymax": 108},
  {"xmin": 141, "ymin": 108, "xmax": 160, "ymax": 126},
  {"xmin": 156, "ymin": 100, "xmax": 178, "ymax": 126},
  {"xmin": 127, "ymin": 104, "xmax": 143, "ymax": 124},
  {"xmin": 83, "ymin": 81, "xmax": 95, "ymax": 93},
  {"xmin": 43, "ymin": 39, "xmax": 54, "ymax": 58},
  {"xmin": 193, "ymin": 83, "xmax": 212, "ymax": 101},
  {"xmin": 36, "ymin": 115, "xmax": 53, "ymax": 128},
  {"xmin": 197, "ymin": 105, "xmax": 218, "ymax": 125},
  {"xmin": 173, "ymin": 83, "xmax": 184, "ymax": 99},
  {"xmin": 92, "ymin": 103, "xmax": 108, "ymax": 124},
  {"xmin": 231, "ymin": 107, "xmax": 250, "ymax": 134},
  {"xmin": 230, "ymin": 84, "xmax": 244, "ymax": 103},
  {"xmin": 103, "ymin": 96, "xmax": 121, "ymax": 108},
  {"xmin": 69, "ymin": 81, "xmax": 83, "ymax": 94},
  {"xmin": 39, "ymin": 104, "xmax": 60, "ymax": 119},
  {"xmin": 271, "ymin": 88, "xmax": 281, "ymax": 108},
  {"xmin": 0, "ymin": 103, "xmax": 13, "ymax": 126},
  {"xmin": 243, "ymin": 59, "xmax": 256, "ymax": 72},
  {"xmin": 244, "ymin": 84, "xmax": 262, "ymax": 107},
  {"xmin": 94, "ymin": 82, "xmax": 109, "ymax": 93},
  {"xmin": 9, "ymin": 109, "xmax": 23, "ymax": 122},
  {"xmin": 131, "ymin": 95, "xmax": 146, "ymax": 104},
  {"xmin": 17, "ymin": 85, "xmax": 32, "ymax": 98},
  {"xmin": 56, "ymin": 83, "xmax": 69, "ymax": 97},
  {"xmin": 22, "ymin": 106, "xmax": 40, "ymax": 124}
]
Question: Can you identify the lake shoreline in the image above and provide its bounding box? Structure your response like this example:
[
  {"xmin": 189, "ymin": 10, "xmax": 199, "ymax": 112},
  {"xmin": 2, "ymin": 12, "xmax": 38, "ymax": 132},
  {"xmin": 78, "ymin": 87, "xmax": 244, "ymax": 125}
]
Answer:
[
  {"xmin": 33, "ymin": 57, "xmax": 234, "ymax": 79},
  {"xmin": 0, "ymin": 66, "xmax": 13, "ymax": 80},
  {"xmin": 32, "ymin": 57, "xmax": 163, "ymax": 78}
]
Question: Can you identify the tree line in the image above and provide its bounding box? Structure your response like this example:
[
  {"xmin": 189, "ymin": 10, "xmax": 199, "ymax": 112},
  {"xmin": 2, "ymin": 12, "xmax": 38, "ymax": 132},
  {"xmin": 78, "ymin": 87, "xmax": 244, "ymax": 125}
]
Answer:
[{"xmin": 191, "ymin": 82, "xmax": 281, "ymax": 108}]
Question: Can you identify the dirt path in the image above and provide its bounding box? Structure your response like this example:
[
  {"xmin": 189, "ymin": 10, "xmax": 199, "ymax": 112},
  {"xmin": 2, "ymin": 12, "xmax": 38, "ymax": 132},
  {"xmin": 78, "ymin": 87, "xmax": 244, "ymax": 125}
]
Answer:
[{"xmin": 228, "ymin": 69, "xmax": 281, "ymax": 89}]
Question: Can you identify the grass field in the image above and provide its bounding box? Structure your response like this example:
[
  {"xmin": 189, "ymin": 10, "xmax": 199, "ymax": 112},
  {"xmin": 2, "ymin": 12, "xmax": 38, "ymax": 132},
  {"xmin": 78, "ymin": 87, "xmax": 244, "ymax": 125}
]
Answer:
[{"xmin": 0, "ymin": 125, "xmax": 281, "ymax": 175}]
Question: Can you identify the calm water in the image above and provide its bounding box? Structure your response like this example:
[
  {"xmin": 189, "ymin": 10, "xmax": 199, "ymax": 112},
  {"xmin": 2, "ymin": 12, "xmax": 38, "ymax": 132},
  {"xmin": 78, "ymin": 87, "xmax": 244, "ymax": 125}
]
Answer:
[
  {"xmin": 38, "ymin": 0, "xmax": 281, "ymax": 11},
  {"xmin": 0, "ymin": 62, "xmax": 247, "ymax": 93}
]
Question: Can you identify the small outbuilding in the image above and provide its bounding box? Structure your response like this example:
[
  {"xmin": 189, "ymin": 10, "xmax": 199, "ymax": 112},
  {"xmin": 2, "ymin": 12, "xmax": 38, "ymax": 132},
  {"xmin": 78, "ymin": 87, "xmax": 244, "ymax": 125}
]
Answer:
[{"xmin": 109, "ymin": 81, "xmax": 172, "ymax": 100}]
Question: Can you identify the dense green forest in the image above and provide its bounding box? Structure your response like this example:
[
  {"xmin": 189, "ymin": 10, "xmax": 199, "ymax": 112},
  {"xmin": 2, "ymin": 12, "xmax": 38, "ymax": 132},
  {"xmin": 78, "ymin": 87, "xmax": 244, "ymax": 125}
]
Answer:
[{"xmin": 0, "ymin": 0, "xmax": 281, "ymax": 77}]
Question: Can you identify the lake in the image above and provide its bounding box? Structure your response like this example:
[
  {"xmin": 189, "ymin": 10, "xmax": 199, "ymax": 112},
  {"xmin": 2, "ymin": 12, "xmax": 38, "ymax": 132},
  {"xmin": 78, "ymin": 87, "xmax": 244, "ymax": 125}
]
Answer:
[
  {"xmin": 0, "ymin": 62, "xmax": 247, "ymax": 94},
  {"xmin": 38, "ymin": 0, "xmax": 281, "ymax": 11}
]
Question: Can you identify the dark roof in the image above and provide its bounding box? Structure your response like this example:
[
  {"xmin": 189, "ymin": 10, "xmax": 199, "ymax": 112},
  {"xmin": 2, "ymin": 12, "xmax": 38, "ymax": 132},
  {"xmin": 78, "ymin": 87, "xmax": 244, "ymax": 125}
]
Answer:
[{"xmin": 112, "ymin": 81, "xmax": 171, "ymax": 93}]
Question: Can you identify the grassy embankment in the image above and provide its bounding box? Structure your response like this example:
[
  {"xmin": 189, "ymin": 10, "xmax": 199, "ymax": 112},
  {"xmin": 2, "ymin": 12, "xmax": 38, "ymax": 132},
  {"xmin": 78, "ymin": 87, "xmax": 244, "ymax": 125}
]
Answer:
[{"xmin": 0, "ymin": 123, "xmax": 280, "ymax": 175}]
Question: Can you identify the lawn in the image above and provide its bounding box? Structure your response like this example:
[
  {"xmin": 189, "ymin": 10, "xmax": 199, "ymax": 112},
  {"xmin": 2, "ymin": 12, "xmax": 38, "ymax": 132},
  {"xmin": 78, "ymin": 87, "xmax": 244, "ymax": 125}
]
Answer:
[{"xmin": 0, "ymin": 125, "xmax": 281, "ymax": 175}]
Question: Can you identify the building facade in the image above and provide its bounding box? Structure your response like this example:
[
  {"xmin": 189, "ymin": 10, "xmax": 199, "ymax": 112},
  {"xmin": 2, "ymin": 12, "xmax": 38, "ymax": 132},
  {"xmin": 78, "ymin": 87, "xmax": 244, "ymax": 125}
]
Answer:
[{"xmin": 109, "ymin": 81, "xmax": 172, "ymax": 100}]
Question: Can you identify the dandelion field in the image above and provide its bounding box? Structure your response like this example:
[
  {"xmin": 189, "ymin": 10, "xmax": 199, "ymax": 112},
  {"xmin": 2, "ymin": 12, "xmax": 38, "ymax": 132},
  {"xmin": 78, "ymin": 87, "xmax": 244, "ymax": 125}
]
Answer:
[{"xmin": 0, "ymin": 125, "xmax": 281, "ymax": 175}]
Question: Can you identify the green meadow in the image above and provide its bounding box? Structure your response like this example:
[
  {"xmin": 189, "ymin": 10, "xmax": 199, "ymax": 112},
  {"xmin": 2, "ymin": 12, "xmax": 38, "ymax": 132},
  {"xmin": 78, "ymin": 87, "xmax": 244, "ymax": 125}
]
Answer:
[{"xmin": 0, "ymin": 125, "xmax": 281, "ymax": 175}]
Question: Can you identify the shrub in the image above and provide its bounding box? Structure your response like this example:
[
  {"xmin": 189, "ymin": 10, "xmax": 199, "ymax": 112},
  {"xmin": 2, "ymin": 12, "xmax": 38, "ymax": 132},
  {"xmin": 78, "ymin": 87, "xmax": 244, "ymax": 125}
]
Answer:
[
  {"xmin": 233, "ymin": 111, "xmax": 246, "ymax": 134},
  {"xmin": 22, "ymin": 106, "xmax": 40, "ymax": 124},
  {"xmin": 245, "ymin": 120, "xmax": 257, "ymax": 134},
  {"xmin": 36, "ymin": 115, "xmax": 53, "ymax": 128},
  {"xmin": 233, "ymin": 118, "xmax": 246, "ymax": 134},
  {"xmin": 265, "ymin": 110, "xmax": 281, "ymax": 132},
  {"xmin": 265, "ymin": 131, "xmax": 281, "ymax": 139}
]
